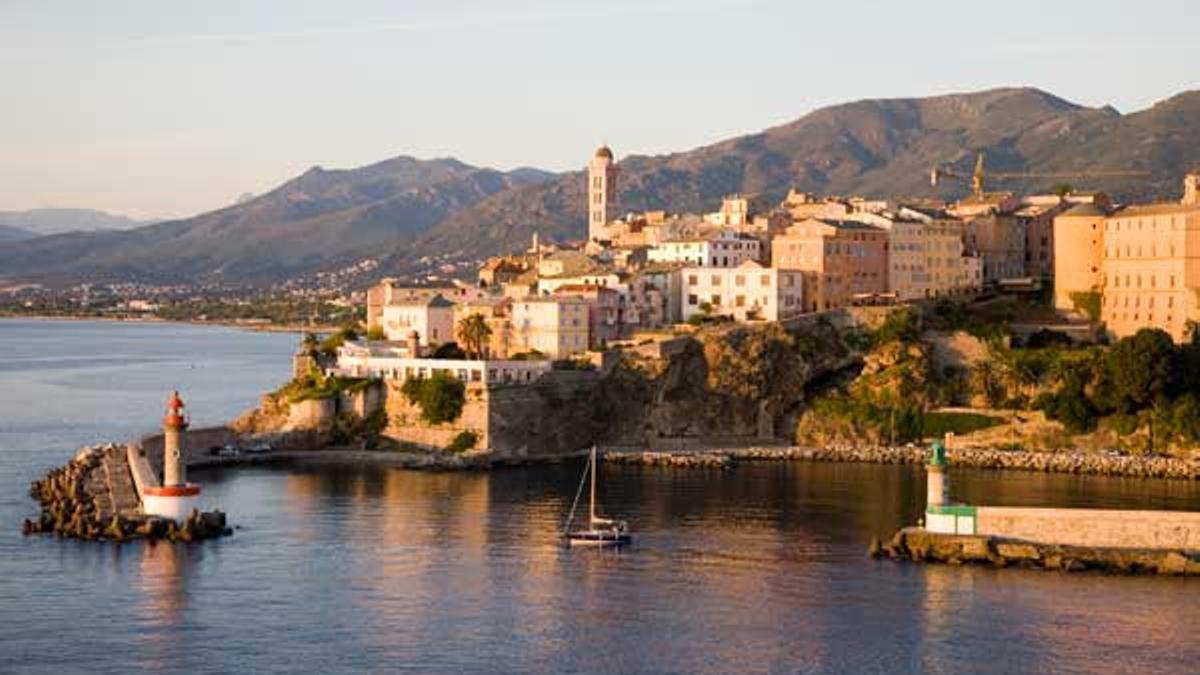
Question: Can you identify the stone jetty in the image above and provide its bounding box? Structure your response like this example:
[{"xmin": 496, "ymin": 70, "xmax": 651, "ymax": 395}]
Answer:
[
  {"xmin": 872, "ymin": 527, "xmax": 1200, "ymax": 576},
  {"xmin": 23, "ymin": 443, "xmax": 230, "ymax": 543},
  {"xmin": 602, "ymin": 444, "xmax": 1200, "ymax": 480}
]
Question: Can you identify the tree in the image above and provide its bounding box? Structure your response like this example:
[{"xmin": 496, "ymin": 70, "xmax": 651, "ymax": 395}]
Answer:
[
  {"xmin": 456, "ymin": 313, "xmax": 493, "ymax": 359},
  {"xmin": 366, "ymin": 326, "xmax": 386, "ymax": 341},
  {"xmin": 401, "ymin": 372, "xmax": 466, "ymax": 424},
  {"xmin": 1104, "ymin": 328, "xmax": 1175, "ymax": 412}
]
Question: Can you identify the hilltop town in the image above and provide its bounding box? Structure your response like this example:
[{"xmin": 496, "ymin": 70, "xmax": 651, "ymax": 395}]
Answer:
[{"xmin": 226, "ymin": 144, "xmax": 1200, "ymax": 461}]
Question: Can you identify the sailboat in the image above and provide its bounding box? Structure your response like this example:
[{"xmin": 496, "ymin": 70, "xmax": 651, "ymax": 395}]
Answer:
[{"xmin": 563, "ymin": 446, "xmax": 631, "ymax": 547}]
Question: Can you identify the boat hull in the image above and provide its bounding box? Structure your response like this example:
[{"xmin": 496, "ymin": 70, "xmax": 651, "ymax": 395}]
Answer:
[{"xmin": 564, "ymin": 531, "xmax": 632, "ymax": 548}]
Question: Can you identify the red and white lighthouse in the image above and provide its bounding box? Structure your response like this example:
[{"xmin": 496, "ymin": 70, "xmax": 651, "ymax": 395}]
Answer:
[{"xmin": 142, "ymin": 391, "xmax": 202, "ymax": 521}]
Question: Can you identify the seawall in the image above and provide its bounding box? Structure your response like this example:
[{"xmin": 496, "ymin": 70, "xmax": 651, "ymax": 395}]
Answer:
[
  {"xmin": 876, "ymin": 527, "xmax": 1200, "ymax": 576},
  {"xmin": 602, "ymin": 444, "xmax": 1200, "ymax": 480}
]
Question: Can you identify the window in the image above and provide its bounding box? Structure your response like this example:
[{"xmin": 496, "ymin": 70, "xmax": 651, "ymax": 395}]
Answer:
[
  {"xmin": 735, "ymin": 275, "xmax": 745, "ymax": 287},
  {"xmin": 688, "ymin": 275, "xmax": 698, "ymax": 285},
  {"xmin": 712, "ymin": 275, "xmax": 722, "ymax": 286},
  {"xmin": 735, "ymin": 295, "xmax": 746, "ymax": 307},
  {"xmin": 761, "ymin": 275, "xmax": 771, "ymax": 287},
  {"xmin": 687, "ymin": 294, "xmax": 698, "ymax": 305},
  {"xmin": 711, "ymin": 294, "xmax": 721, "ymax": 306}
]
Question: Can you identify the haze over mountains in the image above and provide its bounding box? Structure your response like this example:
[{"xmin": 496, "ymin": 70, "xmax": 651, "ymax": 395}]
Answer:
[
  {"xmin": 0, "ymin": 208, "xmax": 150, "ymax": 240},
  {"xmin": 2, "ymin": 86, "xmax": 1198, "ymax": 288}
]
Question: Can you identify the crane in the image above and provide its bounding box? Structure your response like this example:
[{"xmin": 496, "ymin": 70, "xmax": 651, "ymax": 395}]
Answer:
[{"xmin": 930, "ymin": 152, "xmax": 1149, "ymax": 198}]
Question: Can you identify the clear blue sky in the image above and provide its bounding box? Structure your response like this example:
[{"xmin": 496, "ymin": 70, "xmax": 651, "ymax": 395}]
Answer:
[{"xmin": 2, "ymin": 0, "xmax": 1197, "ymax": 219}]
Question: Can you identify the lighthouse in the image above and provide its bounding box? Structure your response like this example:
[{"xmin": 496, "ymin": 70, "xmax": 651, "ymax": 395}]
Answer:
[{"xmin": 142, "ymin": 391, "xmax": 203, "ymax": 522}]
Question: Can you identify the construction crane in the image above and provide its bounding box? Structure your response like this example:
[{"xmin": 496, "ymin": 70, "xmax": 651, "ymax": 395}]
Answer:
[{"xmin": 930, "ymin": 152, "xmax": 1149, "ymax": 198}]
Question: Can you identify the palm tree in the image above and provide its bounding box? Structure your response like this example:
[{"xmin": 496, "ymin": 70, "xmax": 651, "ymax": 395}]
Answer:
[{"xmin": 456, "ymin": 313, "xmax": 493, "ymax": 360}]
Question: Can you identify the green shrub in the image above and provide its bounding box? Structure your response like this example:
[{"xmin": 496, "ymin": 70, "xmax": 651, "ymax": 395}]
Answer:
[
  {"xmin": 872, "ymin": 307, "xmax": 920, "ymax": 346},
  {"xmin": 446, "ymin": 430, "xmax": 479, "ymax": 453},
  {"xmin": 921, "ymin": 411, "xmax": 1004, "ymax": 437},
  {"xmin": 366, "ymin": 326, "xmax": 386, "ymax": 341},
  {"xmin": 401, "ymin": 372, "xmax": 465, "ymax": 424}
]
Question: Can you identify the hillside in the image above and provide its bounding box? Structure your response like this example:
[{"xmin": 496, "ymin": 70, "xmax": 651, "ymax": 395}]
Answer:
[
  {"xmin": 0, "ymin": 158, "xmax": 554, "ymax": 285},
  {"xmin": 3, "ymin": 86, "xmax": 1199, "ymax": 287},
  {"xmin": 386, "ymin": 87, "xmax": 1199, "ymax": 274}
]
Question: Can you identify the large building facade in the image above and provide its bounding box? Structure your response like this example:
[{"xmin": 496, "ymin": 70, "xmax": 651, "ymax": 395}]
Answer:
[{"xmin": 770, "ymin": 218, "xmax": 888, "ymax": 312}]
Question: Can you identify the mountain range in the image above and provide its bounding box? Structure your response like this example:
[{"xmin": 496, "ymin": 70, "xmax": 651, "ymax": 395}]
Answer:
[
  {"xmin": 0, "ymin": 208, "xmax": 150, "ymax": 239},
  {"xmin": 2, "ymin": 86, "xmax": 1198, "ymax": 288}
]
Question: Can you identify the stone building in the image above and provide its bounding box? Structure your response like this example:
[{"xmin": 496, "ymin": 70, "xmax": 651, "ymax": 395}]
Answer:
[
  {"xmin": 770, "ymin": 218, "xmax": 888, "ymax": 312},
  {"xmin": 681, "ymin": 261, "xmax": 803, "ymax": 322},
  {"xmin": 588, "ymin": 145, "xmax": 619, "ymax": 242}
]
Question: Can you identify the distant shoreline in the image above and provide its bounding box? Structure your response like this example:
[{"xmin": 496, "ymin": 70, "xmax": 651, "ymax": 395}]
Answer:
[{"xmin": 0, "ymin": 313, "xmax": 334, "ymax": 334}]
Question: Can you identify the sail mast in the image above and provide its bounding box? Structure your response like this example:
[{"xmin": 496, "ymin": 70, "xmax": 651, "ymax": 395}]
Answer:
[{"xmin": 589, "ymin": 445, "xmax": 597, "ymax": 526}]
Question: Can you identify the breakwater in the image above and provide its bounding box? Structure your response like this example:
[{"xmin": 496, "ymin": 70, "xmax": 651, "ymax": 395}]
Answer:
[
  {"xmin": 23, "ymin": 443, "xmax": 230, "ymax": 542},
  {"xmin": 873, "ymin": 527, "xmax": 1200, "ymax": 576},
  {"xmin": 602, "ymin": 444, "xmax": 1200, "ymax": 479}
]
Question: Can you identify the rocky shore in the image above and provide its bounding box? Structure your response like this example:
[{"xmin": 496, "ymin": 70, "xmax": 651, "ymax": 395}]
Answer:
[
  {"xmin": 23, "ymin": 444, "xmax": 231, "ymax": 543},
  {"xmin": 872, "ymin": 527, "xmax": 1200, "ymax": 576},
  {"xmin": 602, "ymin": 444, "xmax": 1200, "ymax": 479}
]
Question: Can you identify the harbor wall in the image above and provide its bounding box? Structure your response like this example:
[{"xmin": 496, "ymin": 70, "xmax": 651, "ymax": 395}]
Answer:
[{"xmin": 975, "ymin": 507, "xmax": 1200, "ymax": 551}]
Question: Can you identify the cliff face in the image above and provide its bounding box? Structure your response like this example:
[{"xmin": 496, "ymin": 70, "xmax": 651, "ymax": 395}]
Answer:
[{"xmin": 594, "ymin": 321, "xmax": 861, "ymax": 446}]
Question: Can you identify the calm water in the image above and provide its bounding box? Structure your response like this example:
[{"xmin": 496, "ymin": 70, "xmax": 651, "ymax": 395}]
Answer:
[{"xmin": 2, "ymin": 318, "xmax": 1200, "ymax": 674}]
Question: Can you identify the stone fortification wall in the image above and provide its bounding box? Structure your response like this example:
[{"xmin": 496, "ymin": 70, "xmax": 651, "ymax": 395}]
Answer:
[
  {"xmin": 288, "ymin": 398, "xmax": 337, "ymax": 430},
  {"xmin": 486, "ymin": 371, "xmax": 603, "ymax": 459},
  {"xmin": 975, "ymin": 507, "xmax": 1200, "ymax": 551},
  {"xmin": 383, "ymin": 380, "xmax": 489, "ymax": 451}
]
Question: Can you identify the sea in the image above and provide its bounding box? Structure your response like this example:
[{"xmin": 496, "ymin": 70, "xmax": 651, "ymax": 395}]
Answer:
[{"xmin": 2, "ymin": 318, "xmax": 1199, "ymax": 674}]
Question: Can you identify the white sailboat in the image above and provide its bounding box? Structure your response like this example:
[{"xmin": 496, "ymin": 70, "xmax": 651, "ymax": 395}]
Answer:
[{"xmin": 563, "ymin": 446, "xmax": 631, "ymax": 547}]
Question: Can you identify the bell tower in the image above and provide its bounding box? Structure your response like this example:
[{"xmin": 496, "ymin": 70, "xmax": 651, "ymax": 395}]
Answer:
[
  {"xmin": 1184, "ymin": 172, "xmax": 1199, "ymax": 206},
  {"xmin": 588, "ymin": 145, "xmax": 619, "ymax": 242}
]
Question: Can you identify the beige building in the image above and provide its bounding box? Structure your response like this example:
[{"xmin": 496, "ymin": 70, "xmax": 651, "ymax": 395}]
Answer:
[
  {"xmin": 511, "ymin": 296, "xmax": 591, "ymax": 358},
  {"xmin": 1100, "ymin": 177, "xmax": 1200, "ymax": 342},
  {"xmin": 380, "ymin": 295, "xmax": 455, "ymax": 348},
  {"xmin": 1052, "ymin": 203, "xmax": 1108, "ymax": 312},
  {"xmin": 453, "ymin": 298, "xmax": 513, "ymax": 359},
  {"xmin": 770, "ymin": 218, "xmax": 888, "ymax": 312},
  {"xmin": 704, "ymin": 196, "xmax": 750, "ymax": 228},
  {"xmin": 681, "ymin": 261, "xmax": 803, "ymax": 322},
  {"xmin": 367, "ymin": 279, "xmax": 487, "ymax": 333}
]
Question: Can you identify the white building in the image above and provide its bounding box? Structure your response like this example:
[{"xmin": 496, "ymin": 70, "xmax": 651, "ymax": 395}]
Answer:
[
  {"xmin": 335, "ymin": 342, "xmax": 553, "ymax": 385},
  {"xmin": 681, "ymin": 260, "xmax": 803, "ymax": 322},
  {"xmin": 647, "ymin": 229, "xmax": 763, "ymax": 268}
]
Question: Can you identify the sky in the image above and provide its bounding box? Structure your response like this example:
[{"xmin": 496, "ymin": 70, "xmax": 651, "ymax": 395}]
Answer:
[{"xmin": 1, "ymin": 0, "xmax": 1198, "ymax": 220}]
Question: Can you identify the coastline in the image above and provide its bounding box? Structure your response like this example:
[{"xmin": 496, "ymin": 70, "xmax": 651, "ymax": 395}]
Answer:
[{"xmin": 0, "ymin": 313, "xmax": 333, "ymax": 333}]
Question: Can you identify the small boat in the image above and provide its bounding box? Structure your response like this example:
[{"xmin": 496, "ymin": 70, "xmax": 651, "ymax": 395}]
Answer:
[{"xmin": 563, "ymin": 446, "xmax": 631, "ymax": 548}]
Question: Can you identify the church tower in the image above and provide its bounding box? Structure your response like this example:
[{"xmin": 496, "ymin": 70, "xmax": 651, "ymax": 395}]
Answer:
[
  {"xmin": 1184, "ymin": 172, "xmax": 1199, "ymax": 206},
  {"xmin": 588, "ymin": 145, "xmax": 619, "ymax": 242}
]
